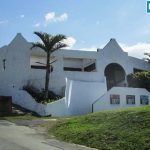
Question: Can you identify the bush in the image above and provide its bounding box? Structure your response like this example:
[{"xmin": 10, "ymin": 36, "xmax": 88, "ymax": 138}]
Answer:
[
  {"xmin": 127, "ymin": 71, "xmax": 150, "ymax": 92},
  {"xmin": 22, "ymin": 83, "xmax": 62, "ymax": 103}
]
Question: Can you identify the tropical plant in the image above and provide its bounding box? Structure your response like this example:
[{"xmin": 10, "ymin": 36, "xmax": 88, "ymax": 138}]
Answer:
[
  {"xmin": 23, "ymin": 83, "xmax": 62, "ymax": 103},
  {"xmin": 31, "ymin": 32, "xmax": 67, "ymax": 99},
  {"xmin": 144, "ymin": 52, "xmax": 150, "ymax": 63},
  {"xmin": 127, "ymin": 71, "xmax": 150, "ymax": 92}
]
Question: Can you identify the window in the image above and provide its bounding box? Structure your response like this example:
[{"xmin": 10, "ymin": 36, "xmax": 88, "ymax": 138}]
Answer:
[
  {"xmin": 31, "ymin": 65, "xmax": 46, "ymax": 69},
  {"xmin": 63, "ymin": 58, "xmax": 96, "ymax": 72},
  {"xmin": 84, "ymin": 63, "xmax": 96, "ymax": 72},
  {"xmin": 64, "ymin": 67, "xmax": 82, "ymax": 71},
  {"xmin": 63, "ymin": 58, "xmax": 82, "ymax": 72},
  {"xmin": 110, "ymin": 95, "xmax": 120, "ymax": 104},
  {"xmin": 31, "ymin": 65, "xmax": 53, "ymax": 72},
  {"xmin": 140, "ymin": 95, "xmax": 149, "ymax": 105},
  {"xmin": 126, "ymin": 95, "xmax": 135, "ymax": 104},
  {"xmin": 3, "ymin": 59, "xmax": 6, "ymax": 70}
]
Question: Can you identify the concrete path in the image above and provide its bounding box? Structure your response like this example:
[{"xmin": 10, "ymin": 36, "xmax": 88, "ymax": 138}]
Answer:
[{"xmin": 0, "ymin": 120, "xmax": 97, "ymax": 150}]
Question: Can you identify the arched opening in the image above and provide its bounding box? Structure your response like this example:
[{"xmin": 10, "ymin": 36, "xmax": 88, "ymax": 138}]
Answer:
[{"xmin": 104, "ymin": 63, "xmax": 126, "ymax": 90}]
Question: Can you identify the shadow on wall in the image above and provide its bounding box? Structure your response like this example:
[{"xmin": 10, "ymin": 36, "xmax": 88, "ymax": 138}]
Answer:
[{"xmin": 22, "ymin": 82, "xmax": 62, "ymax": 103}]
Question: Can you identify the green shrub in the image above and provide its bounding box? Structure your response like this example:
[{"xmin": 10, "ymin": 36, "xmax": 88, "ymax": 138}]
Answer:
[
  {"xmin": 22, "ymin": 83, "xmax": 62, "ymax": 103},
  {"xmin": 127, "ymin": 71, "xmax": 150, "ymax": 92}
]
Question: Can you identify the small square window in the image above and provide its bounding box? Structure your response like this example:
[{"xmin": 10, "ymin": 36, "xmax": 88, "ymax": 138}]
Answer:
[
  {"xmin": 126, "ymin": 95, "xmax": 135, "ymax": 104},
  {"xmin": 147, "ymin": 1, "xmax": 150, "ymax": 13},
  {"xmin": 140, "ymin": 95, "xmax": 149, "ymax": 105},
  {"xmin": 110, "ymin": 95, "xmax": 120, "ymax": 104}
]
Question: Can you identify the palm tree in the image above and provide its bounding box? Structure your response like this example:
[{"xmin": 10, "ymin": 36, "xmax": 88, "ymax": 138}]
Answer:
[{"xmin": 31, "ymin": 32, "xmax": 67, "ymax": 99}]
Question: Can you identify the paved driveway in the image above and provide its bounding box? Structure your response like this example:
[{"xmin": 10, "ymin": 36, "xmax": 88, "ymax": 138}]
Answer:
[{"xmin": 0, "ymin": 120, "xmax": 97, "ymax": 150}]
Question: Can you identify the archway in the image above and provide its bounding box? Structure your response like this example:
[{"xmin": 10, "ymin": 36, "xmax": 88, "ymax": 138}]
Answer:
[{"xmin": 104, "ymin": 63, "xmax": 126, "ymax": 90}]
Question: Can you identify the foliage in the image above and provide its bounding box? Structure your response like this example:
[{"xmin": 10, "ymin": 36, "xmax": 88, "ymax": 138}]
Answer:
[
  {"xmin": 144, "ymin": 53, "xmax": 150, "ymax": 63},
  {"xmin": 127, "ymin": 71, "xmax": 150, "ymax": 92},
  {"xmin": 31, "ymin": 32, "xmax": 67, "ymax": 99},
  {"xmin": 50, "ymin": 106, "xmax": 150, "ymax": 150},
  {"xmin": 23, "ymin": 83, "xmax": 61, "ymax": 104}
]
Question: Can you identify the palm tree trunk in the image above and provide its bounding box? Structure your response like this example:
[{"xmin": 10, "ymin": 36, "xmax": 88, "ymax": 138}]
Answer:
[{"xmin": 45, "ymin": 51, "xmax": 50, "ymax": 99}]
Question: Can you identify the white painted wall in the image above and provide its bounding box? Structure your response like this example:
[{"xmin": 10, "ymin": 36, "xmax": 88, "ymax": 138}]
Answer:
[
  {"xmin": 0, "ymin": 34, "xmax": 31, "ymax": 94},
  {"xmin": 45, "ymin": 98, "xmax": 68, "ymax": 116},
  {"xmin": 0, "ymin": 35, "xmax": 149, "ymax": 97},
  {"xmin": 93, "ymin": 87, "xmax": 150, "ymax": 112},
  {"xmin": 1, "ymin": 86, "xmax": 68, "ymax": 117},
  {"xmin": 0, "ymin": 34, "xmax": 150, "ymax": 117},
  {"xmin": 0, "ymin": 87, "xmax": 46, "ymax": 116},
  {"xmin": 65, "ymin": 78, "xmax": 107, "ymax": 116}
]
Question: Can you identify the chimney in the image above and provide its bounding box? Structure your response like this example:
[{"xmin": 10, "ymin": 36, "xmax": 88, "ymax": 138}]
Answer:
[
  {"xmin": 97, "ymin": 48, "xmax": 101, "ymax": 52},
  {"xmin": 110, "ymin": 38, "xmax": 116, "ymax": 41}
]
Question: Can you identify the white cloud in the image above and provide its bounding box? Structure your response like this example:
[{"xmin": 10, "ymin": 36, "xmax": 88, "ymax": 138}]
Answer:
[
  {"xmin": 44, "ymin": 12, "xmax": 68, "ymax": 26},
  {"xmin": 45, "ymin": 12, "xmax": 55, "ymax": 23},
  {"xmin": 0, "ymin": 20, "xmax": 8, "ymax": 24},
  {"xmin": 78, "ymin": 42, "xmax": 150, "ymax": 59},
  {"xmin": 33, "ymin": 22, "xmax": 41, "ymax": 27},
  {"xmin": 120, "ymin": 43, "xmax": 150, "ymax": 59},
  {"xmin": 56, "ymin": 13, "xmax": 68, "ymax": 22},
  {"xmin": 20, "ymin": 15, "xmax": 25, "ymax": 18},
  {"xmin": 63, "ymin": 37, "xmax": 76, "ymax": 49}
]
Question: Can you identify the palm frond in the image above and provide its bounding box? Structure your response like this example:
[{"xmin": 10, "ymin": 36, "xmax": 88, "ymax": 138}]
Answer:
[
  {"xmin": 146, "ymin": 58, "xmax": 150, "ymax": 63},
  {"xmin": 48, "ymin": 34, "xmax": 67, "ymax": 50},
  {"xmin": 52, "ymin": 43, "xmax": 67, "ymax": 52},
  {"xmin": 32, "ymin": 32, "xmax": 67, "ymax": 54},
  {"xmin": 144, "ymin": 53, "xmax": 150, "ymax": 57},
  {"xmin": 34, "ymin": 32, "xmax": 49, "ymax": 42},
  {"xmin": 31, "ymin": 42, "xmax": 47, "ymax": 51},
  {"xmin": 34, "ymin": 32, "xmax": 52, "ymax": 50}
]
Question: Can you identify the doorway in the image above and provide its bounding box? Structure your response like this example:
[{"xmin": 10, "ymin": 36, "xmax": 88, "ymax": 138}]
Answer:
[{"xmin": 104, "ymin": 63, "xmax": 126, "ymax": 90}]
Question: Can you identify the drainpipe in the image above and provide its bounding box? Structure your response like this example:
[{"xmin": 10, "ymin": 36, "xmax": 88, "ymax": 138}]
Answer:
[{"xmin": 92, "ymin": 103, "xmax": 94, "ymax": 113}]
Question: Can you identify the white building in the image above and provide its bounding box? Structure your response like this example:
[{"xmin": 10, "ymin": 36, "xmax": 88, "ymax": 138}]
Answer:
[{"xmin": 0, "ymin": 33, "xmax": 150, "ymax": 116}]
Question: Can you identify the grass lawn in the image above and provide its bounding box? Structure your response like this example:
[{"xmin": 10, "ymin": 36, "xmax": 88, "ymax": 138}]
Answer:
[{"xmin": 49, "ymin": 106, "xmax": 150, "ymax": 150}]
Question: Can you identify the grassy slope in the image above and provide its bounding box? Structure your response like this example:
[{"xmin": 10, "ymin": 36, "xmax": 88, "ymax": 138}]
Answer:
[{"xmin": 50, "ymin": 106, "xmax": 150, "ymax": 150}]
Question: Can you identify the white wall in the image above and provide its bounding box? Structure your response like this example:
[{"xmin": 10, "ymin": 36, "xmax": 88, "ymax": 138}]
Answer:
[
  {"xmin": 93, "ymin": 87, "xmax": 150, "ymax": 112},
  {"xmin": 65, "ymin": 78, "xmax": 107, "ymax": 116},
  {"xmin": 0, "ymin": 34, "xmax": 31, "ymax": 95},
  {"xmin": 0, "ymin": 87, "xmax": 46, "ymax": 116},
  {"xmin": 45, "ymin": 98, "xmax": 68, "ymax": 116},
  {"xmin": 0, "ymin": 34, "xmax": 150, "ymax": 117},
  {"xmin": 1, "ymin": 86, "xmax": 68, "ymax": 117}
]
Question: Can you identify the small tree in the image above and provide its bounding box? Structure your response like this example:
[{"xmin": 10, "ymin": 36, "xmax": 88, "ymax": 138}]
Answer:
[
  {"xmin": 127, "ymin": 71, "xmax": 150, "ymax": 92},
  {"xmin": 127, "ymin": 52, "xmax": 150, "ymax": 91},
  {"xmin": 144, "ymin": 53, "xmax": 150, "ymax": 63},
  {"xmin": 31, "ymin": 32, "xmax": 67, "ymax": 99}
]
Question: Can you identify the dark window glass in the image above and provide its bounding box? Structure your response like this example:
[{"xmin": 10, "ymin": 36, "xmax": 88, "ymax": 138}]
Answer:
[
  {"xmin": 84, "ymin": 63, "xmax": 96, "ymax": 72},
  {"xmin": 64, "ymin": 67, "xmax": 82, "ymax": 71},
  {"xmin": 126, "ymin": 95, "xmax": 135, "ymax": 104},
  {"xmin": 140, "ymin": 95, "xmax": 149, "ymax": 105},
  {"xmin": 110, "ymin": 95, "xmax": 120, "ymax": 104}
]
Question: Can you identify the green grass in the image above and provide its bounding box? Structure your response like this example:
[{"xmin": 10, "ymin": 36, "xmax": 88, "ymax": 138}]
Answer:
[{"xmin": 50, "ymin": 106, "xmax": 150, "ymax": 150}]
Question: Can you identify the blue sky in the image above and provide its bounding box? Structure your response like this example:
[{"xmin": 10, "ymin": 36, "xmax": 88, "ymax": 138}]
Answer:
[{"xmin": 0, "ymin": 0, "xmax": 150, "ymax": 58}]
